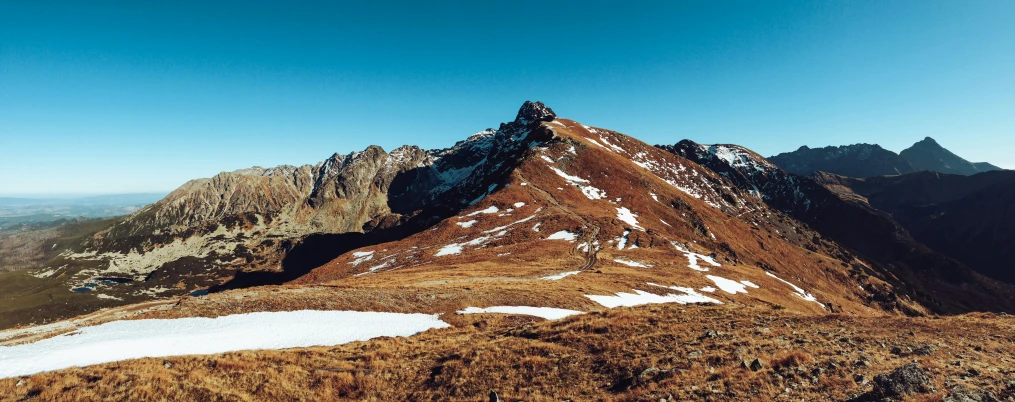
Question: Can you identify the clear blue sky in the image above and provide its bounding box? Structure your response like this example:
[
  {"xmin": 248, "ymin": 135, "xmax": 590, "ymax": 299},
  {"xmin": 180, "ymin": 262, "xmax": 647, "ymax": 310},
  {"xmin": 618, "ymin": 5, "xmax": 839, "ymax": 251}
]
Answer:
[{"xmin": 2, "ymin": 0, "xmax": 1013, "ymax": 195}]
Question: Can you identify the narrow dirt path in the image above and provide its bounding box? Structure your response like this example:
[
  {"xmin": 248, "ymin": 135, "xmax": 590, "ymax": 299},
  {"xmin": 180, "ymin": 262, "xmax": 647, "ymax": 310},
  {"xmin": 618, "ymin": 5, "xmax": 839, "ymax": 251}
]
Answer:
[{"xmin": 518, "ymin": 173, "xmax": 600, "ymax": 272}]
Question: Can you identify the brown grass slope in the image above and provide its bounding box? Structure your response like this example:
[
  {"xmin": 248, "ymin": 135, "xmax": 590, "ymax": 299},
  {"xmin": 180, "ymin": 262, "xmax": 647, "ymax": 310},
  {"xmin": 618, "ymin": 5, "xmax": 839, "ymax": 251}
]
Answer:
[{"xmin": 4, "ymin": 303, "xmax": 1013, "ymax": 401}]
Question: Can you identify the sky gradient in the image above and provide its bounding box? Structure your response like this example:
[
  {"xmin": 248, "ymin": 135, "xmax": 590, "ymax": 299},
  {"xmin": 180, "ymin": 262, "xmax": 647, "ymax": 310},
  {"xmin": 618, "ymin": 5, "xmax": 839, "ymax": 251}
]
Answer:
[{"xmin": 2, "ymin": 0, "xmax": 1013, "ymax": 195}]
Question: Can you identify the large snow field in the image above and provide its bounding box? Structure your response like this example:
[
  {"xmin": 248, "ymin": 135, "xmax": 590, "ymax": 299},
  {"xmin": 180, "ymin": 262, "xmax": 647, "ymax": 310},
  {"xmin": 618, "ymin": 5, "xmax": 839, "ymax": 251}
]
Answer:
[{"xmin": 0, "ymin": 310, "xmax": 450, "ymax": 379}]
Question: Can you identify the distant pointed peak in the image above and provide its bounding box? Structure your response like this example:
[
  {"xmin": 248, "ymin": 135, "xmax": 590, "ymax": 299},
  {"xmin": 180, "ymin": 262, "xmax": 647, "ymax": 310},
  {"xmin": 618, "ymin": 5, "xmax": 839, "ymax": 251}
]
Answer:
[
  {"xmin": 917, "ymin": 137, "xmax": 940, "ymax": 146},
  {"xmin": 514, "ymin": 101, "xmax": 556, "ymax": 125}
]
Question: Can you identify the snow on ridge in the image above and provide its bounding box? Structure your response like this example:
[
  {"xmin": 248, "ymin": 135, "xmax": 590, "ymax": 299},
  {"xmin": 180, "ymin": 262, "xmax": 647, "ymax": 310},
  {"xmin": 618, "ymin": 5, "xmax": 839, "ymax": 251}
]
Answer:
[
  {"xmin": 0, "ymin": 310, "xmax": 450, "ymax": 379},
  {"xmin": 456, "ymin": 220, "xmax": 478, "ymax": 228},
  {"xmin": 765, "ymin": 272, "xmax": 825, "ymax": 309},
  {"xmin": 457, "ymin": 306, "xmax": 583, "ymax": 320},
  {"xmin": 541, "ymin": 270, "xmax": 581, "ymax": 280}
]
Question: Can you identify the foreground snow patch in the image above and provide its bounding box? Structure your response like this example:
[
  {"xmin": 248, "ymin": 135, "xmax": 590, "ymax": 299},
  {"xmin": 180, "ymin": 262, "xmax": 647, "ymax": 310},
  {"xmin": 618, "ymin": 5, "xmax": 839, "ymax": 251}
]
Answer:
[
  {"xmin": 457, "ymin": 306, "xmax": 584, "ymax": 320},
  {"xmin": 0, "ymin": 310, "xmax": 450, "ymax": 379}
]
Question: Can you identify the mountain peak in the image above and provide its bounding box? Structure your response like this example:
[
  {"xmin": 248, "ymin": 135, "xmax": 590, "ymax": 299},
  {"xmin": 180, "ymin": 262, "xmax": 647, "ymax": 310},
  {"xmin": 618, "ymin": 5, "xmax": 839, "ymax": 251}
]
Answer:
[
  {"xmin": 914, "ymin": 137, "xmax": 941, "ymax": 147},
  {"xmin": 514, "ymin": 101, "xmax": 556, "ymax": 125}
]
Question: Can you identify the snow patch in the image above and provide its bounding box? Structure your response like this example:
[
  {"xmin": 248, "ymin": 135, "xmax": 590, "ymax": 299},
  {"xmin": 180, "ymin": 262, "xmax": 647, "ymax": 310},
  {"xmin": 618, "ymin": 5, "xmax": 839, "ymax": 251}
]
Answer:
[
  {"xmin": 587, "ymin": 285, "xmax": 722, "ymax": 308},
  {"xmin": 435, "ymin": 244, "xmax": 464, "ymax": 257},
  {"xmin": 706, "ymin": 275, "xmax": 749, "ymax": 294},
  {"xmin": 0, "ymin": 311, "xmax": 450, "ymax": 379},
  {"xmin": 466, "ymin": 206, "xmax": 500, "ymax": 216},
  {"xmin": 615, "ymin": 207, "xmax": 643, "ymax": 230},
  {"xmin": 541, "ymin": 271, "xmax": 581, "ymax": 280},
  {"xmin": 456, "ymin": 220, "xmax": 478, "ymax": 228},
  {"xmin": 546, "ymin": 230, "xmax": 578, "ymax": 241},
  {"xmin": 765, "ymin": 272, "xmax": 825, "ymax": 309},
  {"xmin": 672, "ymin": 243, "xmax": 721, "ymax": 272},
  {"xmin": 349, "ymin": 251, "xmax": 375, "ymax": 266},
  {"xmin": 614, "ymin": 258, "xmax": 651, "ymax": 268},
  {"xmin": 457, "ymin": 306, "xmax": 583, "ymax": 320}
]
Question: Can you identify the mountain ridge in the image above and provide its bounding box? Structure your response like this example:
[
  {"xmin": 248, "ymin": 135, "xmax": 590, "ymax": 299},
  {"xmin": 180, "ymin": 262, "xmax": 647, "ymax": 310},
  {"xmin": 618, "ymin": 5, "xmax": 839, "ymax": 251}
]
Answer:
[{"xmin": 768, "ymin": 137, "xmax": 1002, "ymax": 178}]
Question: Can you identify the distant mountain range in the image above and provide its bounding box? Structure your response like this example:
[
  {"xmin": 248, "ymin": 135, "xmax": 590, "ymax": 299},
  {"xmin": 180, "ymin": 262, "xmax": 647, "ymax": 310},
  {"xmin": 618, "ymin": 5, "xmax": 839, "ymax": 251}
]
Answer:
[
  {"xmin": 4, "ymin": 101, "xmax": 1015, "ymax": 332},
  {"xmin": 769, "ymin": 137, "xmax": 1002, "ymax": 178}
]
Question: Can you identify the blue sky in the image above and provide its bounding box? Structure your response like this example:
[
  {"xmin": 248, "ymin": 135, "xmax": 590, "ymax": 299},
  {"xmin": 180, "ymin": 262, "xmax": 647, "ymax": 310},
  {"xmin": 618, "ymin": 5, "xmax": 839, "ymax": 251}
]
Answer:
[{"xmin": 1, "ymin": 0, "xmax": 1013, "ymax": 195}]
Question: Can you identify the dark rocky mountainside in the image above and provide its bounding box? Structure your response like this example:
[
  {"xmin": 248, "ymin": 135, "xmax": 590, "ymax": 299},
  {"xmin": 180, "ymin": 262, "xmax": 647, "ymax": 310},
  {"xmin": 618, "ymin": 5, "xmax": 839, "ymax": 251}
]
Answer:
[
  {"xmin": 768, "ymin": 137, "xmax": 1001, "ymax": 178},
  {"xmin": 660, "ymin": 140, "xmax": 1015, "ymax": 314},
  {"xmin": 768, "ymin": 143, "xmax": 916, "ymax": 178},
  {"xmin": 900, "ymin": 137, "xmax": 1000, "ymax": 176},
  {"xmin": 815, "ymin": 170, "xmax": 1015, "ymax": 284}
]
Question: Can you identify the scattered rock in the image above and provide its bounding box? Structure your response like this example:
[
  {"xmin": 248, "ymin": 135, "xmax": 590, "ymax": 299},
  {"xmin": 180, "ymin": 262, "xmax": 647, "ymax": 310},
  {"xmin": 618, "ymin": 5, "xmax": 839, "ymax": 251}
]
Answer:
[
  {"xmin": 163, "ymin": 361, "xmax": 173, "ymax": 369},
  {"xmin": 489, "ymin": 390, "xmax": 499, "ymax": 402},
  {"xmin": 688, "ymin": 350, "xmax": 703, "ymax": 358},
  {"xmin": 640, "ymin": 367, "xmax": 660, "ymax": 378},
  {"xmin": 750, "ymin": 358, "xmax": 765, "ymax": 372},
  {"xmin": 855, "ymin": 374, "xmax": 868, "ymax": 385},
  {"xmin": 872, "ymin": 363, "xmax": 933, "ymax": 397},
  {"xmin": 912, "ymin": 345, "xmax": 935, "ymax": 356},
  {"xmin": 15, "ymin": 380, "xmax": 24, "ymax": 387},
  {"xmin": 890, "ymin": 346, "xmax": 904, "ymax": 355},
  {"xmin": 943, "ymin": 385, "xmax": 1000, "ymax": 402}
]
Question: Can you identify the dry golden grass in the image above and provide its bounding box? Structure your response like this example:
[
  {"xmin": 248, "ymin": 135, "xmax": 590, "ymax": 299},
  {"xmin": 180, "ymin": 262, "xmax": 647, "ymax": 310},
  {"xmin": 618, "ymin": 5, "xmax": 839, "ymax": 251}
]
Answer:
[{"xmin": 3, "ymin": 303, "xmax": 1014, "ymax": 401}]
